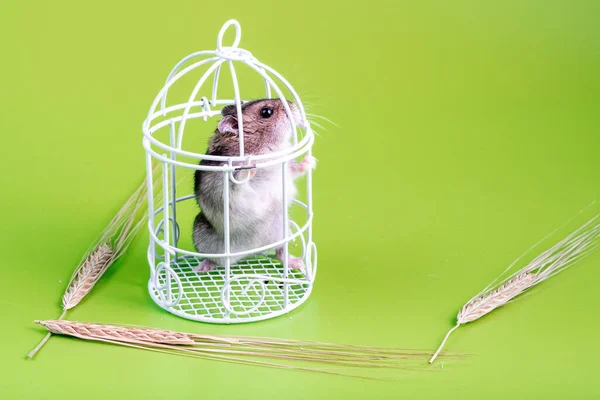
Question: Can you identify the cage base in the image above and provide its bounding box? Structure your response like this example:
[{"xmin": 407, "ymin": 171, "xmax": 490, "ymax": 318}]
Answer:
[{"xmin": 148, "ymin": 254, "xmax": 312, "ymax": 323}]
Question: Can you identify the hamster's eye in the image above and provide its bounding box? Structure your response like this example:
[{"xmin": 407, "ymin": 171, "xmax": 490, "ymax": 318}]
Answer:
[{"xmin": 260, "ymin": 107, "xmax": 274, "ymax": 118}]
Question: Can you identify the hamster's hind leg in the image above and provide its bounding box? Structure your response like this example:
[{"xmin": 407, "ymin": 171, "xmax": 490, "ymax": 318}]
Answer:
[
  {"xmin": 267, "ymin": 211, "xmax": 304, "ymax": 270},
  {"xmin": 192, "ymin": 212, "xmax": 222, "ymax": 273},
  {"xmin": 275, "ymin": 247, "xmax": 305, "ymax": 270},
  {"xmin": 195, "ymin": 259, "xmax": 217, "ymax": 272}
]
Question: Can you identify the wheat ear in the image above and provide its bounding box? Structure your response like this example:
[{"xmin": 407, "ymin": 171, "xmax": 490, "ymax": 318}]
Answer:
[
  {"xmin": 38, "ymin": 320, "xmax": 195, "ymax": 345},
  {"xmin": 35, "ymin": 320, "xmax": 466, "ymax": 379},
  {"xmin": 62, "ymin": 244, "xmax": 115, "ymax": 310},
  {"xmin": 429, "ymin": 213, "xmax": 600, "ymax": 363}
]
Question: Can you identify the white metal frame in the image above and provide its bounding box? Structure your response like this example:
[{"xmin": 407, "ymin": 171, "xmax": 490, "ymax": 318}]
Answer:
[{"xmin": 142, "ymin": 20, "xmax": 317, "ymax": 323}]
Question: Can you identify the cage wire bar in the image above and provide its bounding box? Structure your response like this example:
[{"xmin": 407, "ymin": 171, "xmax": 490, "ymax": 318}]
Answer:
[{"xmin": 141, "ymin": 20, "xmax": 317, "ymax": 323}]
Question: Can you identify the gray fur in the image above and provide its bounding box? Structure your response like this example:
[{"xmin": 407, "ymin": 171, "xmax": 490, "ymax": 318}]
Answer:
[{"xmin": 193, "ymin": 99, "xmax": 300, "ymax": 267}]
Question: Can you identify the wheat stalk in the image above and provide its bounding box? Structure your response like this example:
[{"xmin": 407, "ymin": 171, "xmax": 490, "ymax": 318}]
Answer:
[
  {"xmin": 429, "ymin": 212, "xmax": 600, "ymax": 364},
  {"xmin": 27, "ymin": 166, "xmax": 169, "ymax": 358},
  {"xmin": 36, "ymin": 320, "xmax": 465, "ymax": 379}
]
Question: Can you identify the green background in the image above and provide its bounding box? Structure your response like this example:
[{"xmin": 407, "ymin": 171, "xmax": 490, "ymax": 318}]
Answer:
[{"xmin": 2, "ymin": 0, "xmax": 600, "ymax": 398}]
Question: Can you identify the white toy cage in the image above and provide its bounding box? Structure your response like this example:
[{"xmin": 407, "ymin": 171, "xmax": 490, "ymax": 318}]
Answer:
[{"xmin": 142, "ymin": 20, "xmax": 317, "ymax": 323}]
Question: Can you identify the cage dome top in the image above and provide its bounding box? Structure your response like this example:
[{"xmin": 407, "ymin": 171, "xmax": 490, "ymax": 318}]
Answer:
[{"xmin": 142, "ymin": 19, "xmax": 313, "ymax": 169}]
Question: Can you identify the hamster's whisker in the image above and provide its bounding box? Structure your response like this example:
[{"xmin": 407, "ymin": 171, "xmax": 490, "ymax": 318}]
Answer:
[
  {"xmin": 299, "ymin": 100, "xmax": 312, "ymax": 110},
  {"xmin": 295, "ymin": 92, "xmax": 320, "ymax": 104},
  {"xmin": 306, "ymin": 119, "xmax": 327, "ymax": 132},
  {"xmin": 306, "ymin": 113, "xmax": 339, "ymax": 127}
]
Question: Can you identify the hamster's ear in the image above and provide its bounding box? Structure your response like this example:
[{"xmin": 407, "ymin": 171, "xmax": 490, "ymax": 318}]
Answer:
[
  {"xmin": 221, "ymin": 104, "xmax": 236, "ymax": 115},
  {"xmin": 218, "ymin": 115, "xmax": 238, "ymax": 134}
]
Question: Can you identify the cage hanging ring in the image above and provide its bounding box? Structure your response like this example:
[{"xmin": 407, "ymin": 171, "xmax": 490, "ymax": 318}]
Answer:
[{"xmin": 216, "ymin": 19, "xmax": 242, "ymax": 51}]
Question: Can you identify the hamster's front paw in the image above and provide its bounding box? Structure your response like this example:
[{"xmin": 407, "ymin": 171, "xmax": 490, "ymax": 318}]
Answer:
[
  {"xmin": 233, "ymin": 166, "xmax": 257, "ymax": 182},
  {"xmin": 194, "ymin": 259, "xmax": 217, "ymax": 273},
  {"xmin": 293, "ymin": 156, "xmax": 317, "ymax": 175},
  {"xmin": 302, "ymin": 155, "xmax": 317, "ymax": 170}
]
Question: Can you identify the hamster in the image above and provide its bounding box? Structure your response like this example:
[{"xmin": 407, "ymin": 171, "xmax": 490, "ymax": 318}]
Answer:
[{"xmin": 192, "ymin": 99, "xmax": 315, "ymax": 272}]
